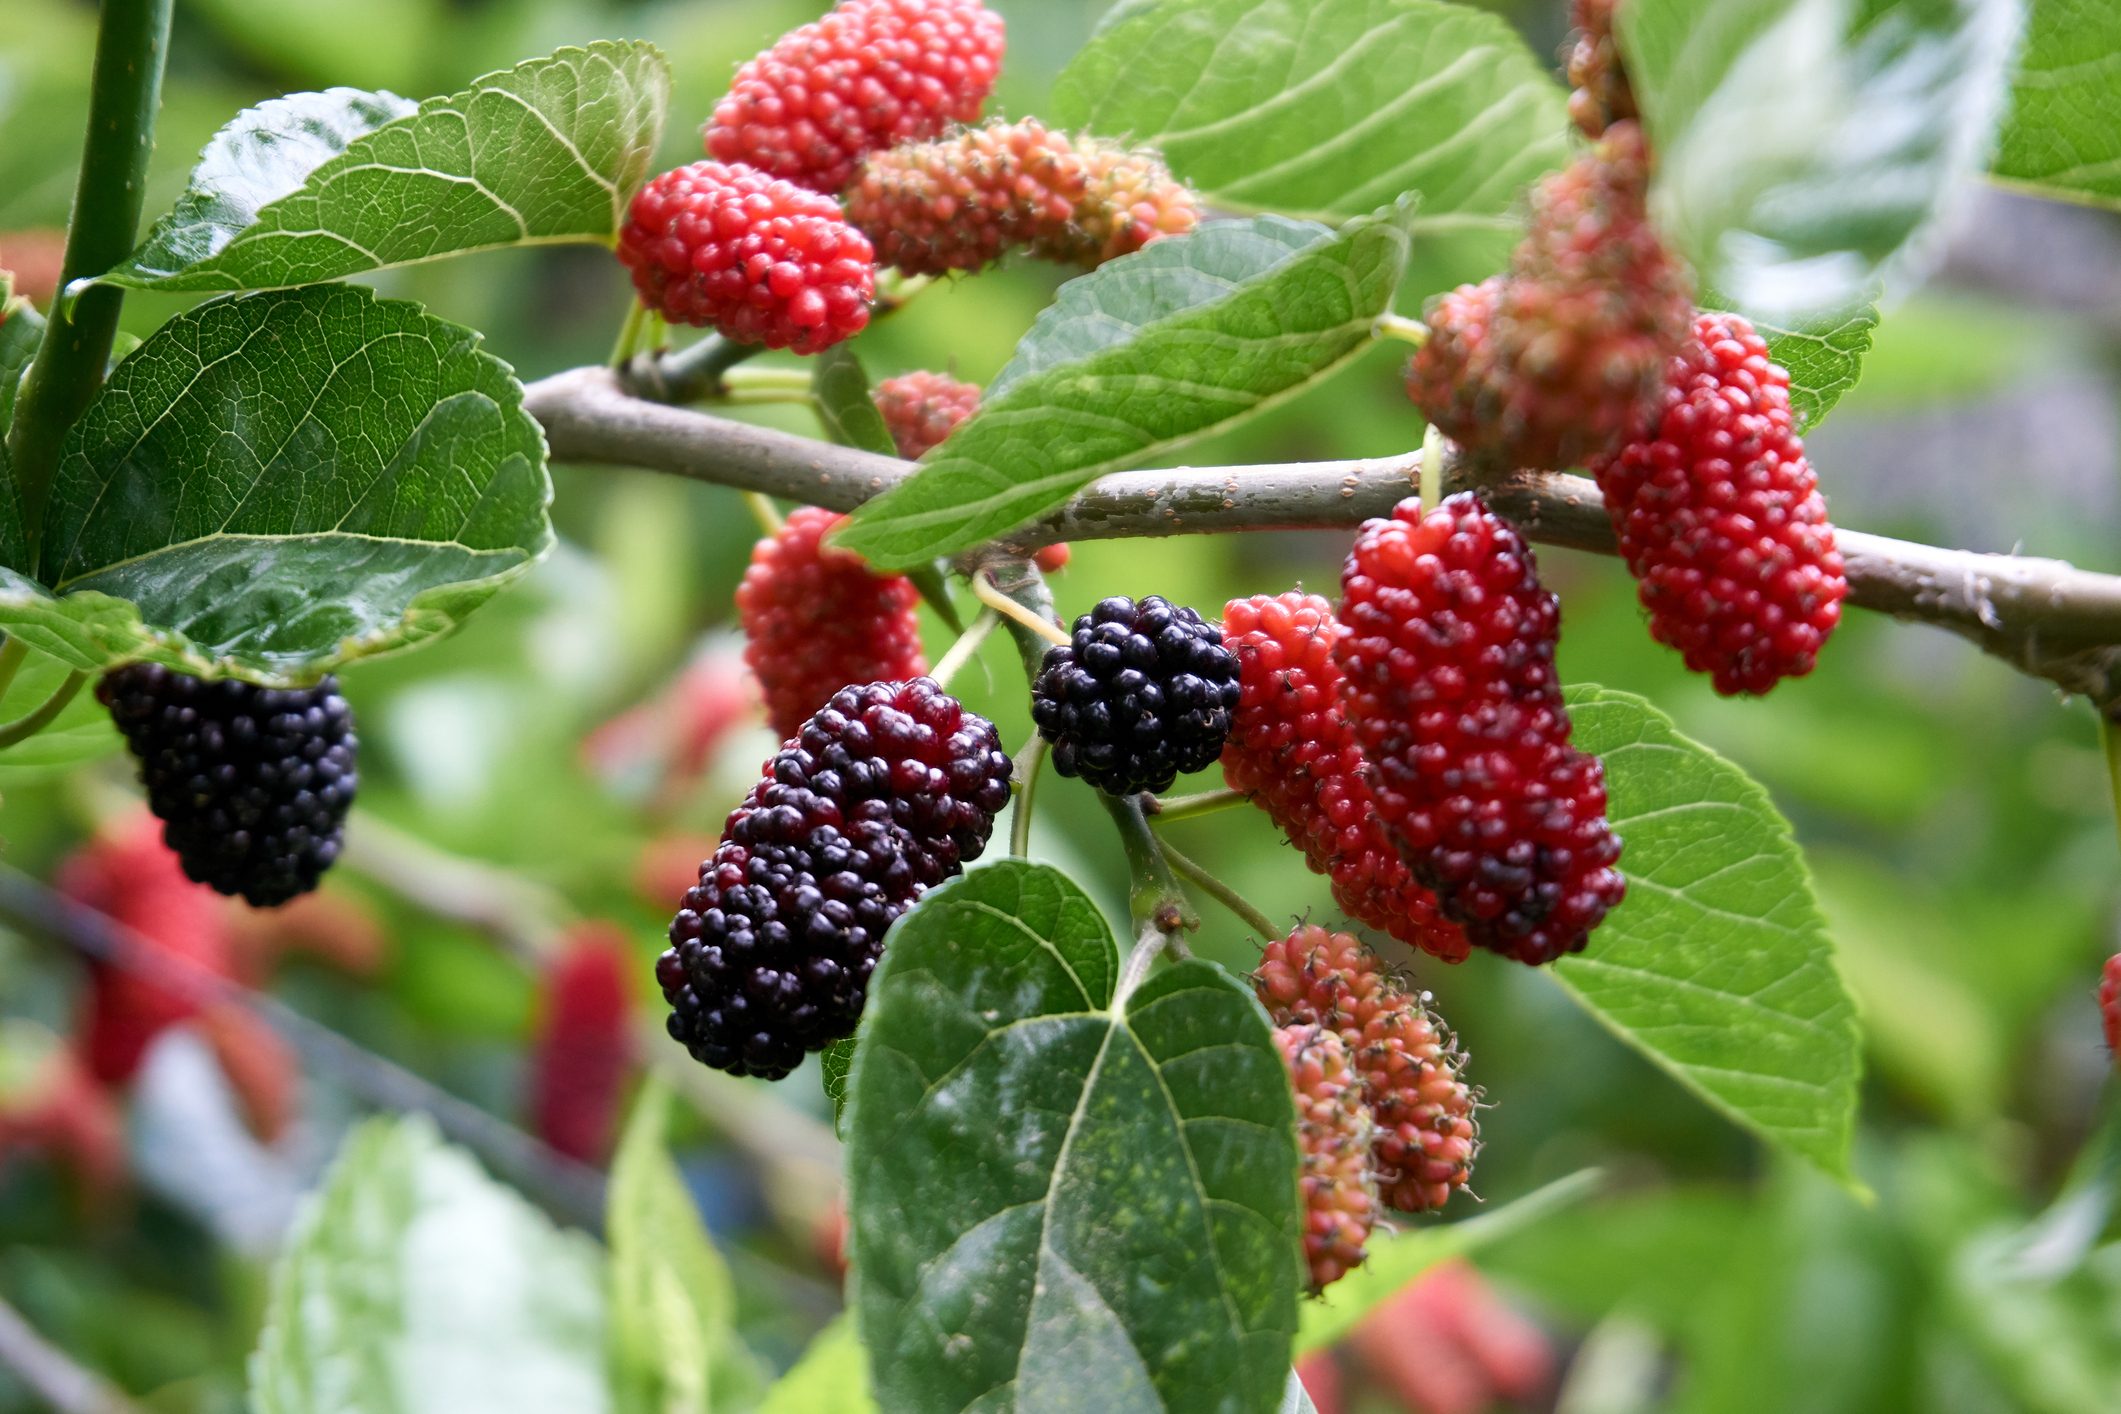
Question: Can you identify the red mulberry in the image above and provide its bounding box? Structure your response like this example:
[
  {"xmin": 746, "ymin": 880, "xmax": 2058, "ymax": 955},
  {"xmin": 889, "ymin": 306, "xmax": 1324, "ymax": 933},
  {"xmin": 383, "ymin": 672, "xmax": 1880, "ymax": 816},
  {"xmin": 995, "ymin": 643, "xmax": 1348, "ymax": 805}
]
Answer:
[
  {"xmin": 1406, "ymin": 122, "xmax": 1693, "ymax": 471},
  {"xmin": 1220, "ymin": 592, "xmax": 1468, "ymax": 962},
  {"xmin": 532, "ymin": 924, "xmax": 636, "ymax": 1164},
  {"xmin": 845, "ymin": 118, "xmax": 1199, "ymax": 277},
  {"xmin": 1588, "ymin": 311, "xmax": 1846, "ymax": 695},
  {"xmin": 617, "ymin": 161, "xmax": 874, "ymax": 352},
  {"xmin": 2101, "ymin": 954, "xmax": 2121, "ymax": 1067},
  {"xmin": 737, "ymin": 507, "xmax": 927, "ymax": 740},
  {"xmin": 1335, "ymin": 494, "xmax": 1625, "ymax": 964},
  {"xmin": 873, "ymin": 370, "xmax": 980, "ymax": 458},
  {"xmin": 1275, "ymin": 1023, "xmax": 1377, "ymax": 1292},
  {"xmin": 706, "ymin": 0, "xmax": 1006, "ymax": 195}
]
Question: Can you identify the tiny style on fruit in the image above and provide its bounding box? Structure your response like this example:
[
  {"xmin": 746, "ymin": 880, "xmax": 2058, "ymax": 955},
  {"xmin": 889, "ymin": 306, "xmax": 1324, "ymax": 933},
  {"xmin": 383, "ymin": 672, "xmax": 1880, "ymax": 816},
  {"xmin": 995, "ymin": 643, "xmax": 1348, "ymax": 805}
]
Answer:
[{"xmin": 4, "ymin": 0, "xmax": 2121, "ymax": 1410}]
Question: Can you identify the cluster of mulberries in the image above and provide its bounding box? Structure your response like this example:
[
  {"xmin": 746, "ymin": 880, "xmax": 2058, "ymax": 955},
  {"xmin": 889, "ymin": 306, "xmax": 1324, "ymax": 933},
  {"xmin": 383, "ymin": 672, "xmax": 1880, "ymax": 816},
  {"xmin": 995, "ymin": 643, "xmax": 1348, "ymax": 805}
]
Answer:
[
  {"xmin": 657, "ymin": 679, "xmax": 1011, "ymax": 1079},
  {"xmin": 1219, "ymin": 592, "xmax": 1468, "ymax": 962},
  {"xmin": 616, "ymin": 162, "xmax": 876, "ymax": 352},
  {"xmin": 845, "ymin": 118, "xmax": 1199, "ymax": 277},
  {"xmin": 1337, "ymin": 494, "xmax": 1625, "ymax": 964},
  {"xmin": 1274, "ymin": 1023, "xmax": 1377, "ymax": 1292},
  {"xmin": 1565, "ymin": 0, "xmax": 1635, "ymax": 138},
  {"xmin": 1031, "ymin": 595, "xmax": 1241, "ymax": 796},
  {"xmin": 1406, "ymin": 121, "xmax": 1693, "ymax": 471},
  {"xmin": 1257, "ymin": 927, "xmax": 1480, "ymax": 1219},
  {"xmin": 737, "ymin": 506, "xmax": 928, "ymax": 740},
  {"xmin": 1590, "ymin": 312, "xmax": 1847, "ymax": 695},
  {"xmin": 98, "ymin": 664, "xmax": 358, "ymax": 908},
  {"xmin": 873, "ymin": 369, "xmax": 981, "ymax": 458},
  {"xmin": 705, "ymin": 0, "xmax": 1006, "ymax": 196}
]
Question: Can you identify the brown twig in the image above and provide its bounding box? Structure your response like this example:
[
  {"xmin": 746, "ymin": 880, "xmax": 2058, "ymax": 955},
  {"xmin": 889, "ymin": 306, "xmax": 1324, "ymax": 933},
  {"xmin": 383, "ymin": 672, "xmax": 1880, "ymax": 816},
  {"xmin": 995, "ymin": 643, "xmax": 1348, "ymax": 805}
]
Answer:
[{"xmin": 523, "ymin": 364, "xmax": 2121, "ymax": 709}]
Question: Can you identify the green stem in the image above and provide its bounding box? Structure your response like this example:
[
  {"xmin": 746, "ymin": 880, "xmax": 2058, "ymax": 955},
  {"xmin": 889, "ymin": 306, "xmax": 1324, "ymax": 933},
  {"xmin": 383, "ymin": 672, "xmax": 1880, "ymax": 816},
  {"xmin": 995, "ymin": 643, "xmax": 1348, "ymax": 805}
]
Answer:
[
  {"xmin": 6, "ymin": 0, "xmax": 173, "ymax": 568},
  {"xmin": 722, "ymin": 367, "xmax": 815, "ymax": 394},
  {"xmin": 1157, "ymin": 837, "xmax": 1278, "ymax": 940},
  {"xmin": 1374, "ymin": 312, "xmax": 1429, "ymax": 349},
  {"xmin": 0, "ymin": 639, "xmax": 29, "ymax": 711},
  {"xmin": 1420, "ymin": 421, "xmax": 1445, "ymax": 512},
  {"xmin": 626, "ymin": 335, "xmax": 766, "ymax": 404},
  {"xmin": 1148, "ymin": 787, "xmax": 1247, "ymax": 824},
  {"xmin": 1010, "ymin": 736, "xmax": 1046, "ymax": 858},
  {"xmin": 608, "ymin": 300, "xmax": 647, "ymax": 369},
  {"xmin": 1101, "ymin": 791, "xmax": 1198, "ymax": 937},
  {"xmin": 743, "ymin": 491, "xmax": 785, "ymax": 537},
  {"xmin": 929, "ymin": 609, "xmax": 998, "ymax": 690},
  {"xmin": 0, "ymin": 672, "xmax": 85, "ymax": 750},
  {"xmin": 2103, "ymin": 716, "xmax": 2121, "ymax": 857}
]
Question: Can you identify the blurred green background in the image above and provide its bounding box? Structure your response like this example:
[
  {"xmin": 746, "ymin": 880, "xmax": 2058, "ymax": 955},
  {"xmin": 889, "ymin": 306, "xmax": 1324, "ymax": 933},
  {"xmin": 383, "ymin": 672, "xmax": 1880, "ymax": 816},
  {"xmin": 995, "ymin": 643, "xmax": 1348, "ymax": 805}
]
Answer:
[{"xmin": 3, "ymin": 1, "xmax": 2119, "ymax": 1411}]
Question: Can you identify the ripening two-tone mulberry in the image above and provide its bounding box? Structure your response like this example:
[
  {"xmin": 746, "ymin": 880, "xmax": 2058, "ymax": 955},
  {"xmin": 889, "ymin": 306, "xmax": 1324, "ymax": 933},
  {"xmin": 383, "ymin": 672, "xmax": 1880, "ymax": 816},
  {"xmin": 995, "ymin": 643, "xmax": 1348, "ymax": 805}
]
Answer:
[
  {"xmin": 658, "ymin": 679, "xmax": 1011, "ymax": 1078},
  {"xmin": 845, "ymin": 118, "xmax": 1199, "ymax": 278},
  {"xmin": 706, "ymin": 0, "xmax": 1006, "ymax": 195},
  {"xmin": 873, "ymin": 370, "xmax": 981, "ymax": 459},
  {"xmin": 1257, "ymin": 926, "xmax": 1480, "ymax": 1214},
  {"xmin": 1220, "ymin": 592, "xmax": 1468, "ymax": 962},
  {"xmin": 1406, "ymin": 122, "xmax": 1692, "ymax": 471},
  {"xmin": 1031, "ymin": 595, "xmax": 1241, "ymax": 796},
  {"xmin": 617, "ymin": 162, "xmax": 875, "ymax": 352},
  {"xmin": 1275, "ymin": 1023, "xmax": 1377, "ymax": 1292},
  {"xmin": 1565, "ymin": 0, "xmax": 1636, "ymax": 138},
  {"xmin": 1336, "ymin": 495, "xmax": 1624, "ymax": 964},
  {"xmin": 1589, "ymin": 312, "xmax": 1847, "ymax": 695},
  {"xmin": 98, "ymin": 664, "xmax": 358, "ymax": 908},
  {"xmin": 737, "ymin": 507, "xmax": 928, "ymax": 740}
]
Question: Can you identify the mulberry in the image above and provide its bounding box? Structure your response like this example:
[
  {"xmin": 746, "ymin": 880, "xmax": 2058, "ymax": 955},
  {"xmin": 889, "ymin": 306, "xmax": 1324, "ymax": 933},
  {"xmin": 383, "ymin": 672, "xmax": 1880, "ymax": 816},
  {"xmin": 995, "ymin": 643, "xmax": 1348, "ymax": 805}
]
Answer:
[
  {"xmin": 845, "ymin": 118, "xmax": 1199, "ymax": 277},
  {"xmin": 1405, "ymin": 122, "xmax": 1693, "ymax": 470},
  {"xmin": 1589, "ymin": 311, "xmax": 1846, "ymax": 695},
  {"xmin": 617, "ymin": 161, "xmax": 874, "ymax": 352},
  {"xmin": 1276, "ymin": 1023, "xmax": 1377, "ymax": 1292},
  {"xmin": 1220, "ymin": 592, "xmax": 1467, "ymax": 961},
  {"xmin": 1031, "ymin": 595, "xmax": 1240, "ymax": 797},
  {"xmin": 658, "ymin": 679, "xmax": 1010, "ymax": 1078},
  {"xmin": 873, "ymin": 370, "xmax": 980, "ymax": 459},
  {"xmin": 532, "ymin": 924, "xmax": 636, "ymax": 1164},
  {"xmin": 1335, "ymin": 494, "xmax": 1624, "ymax": 963},
  {"xmin": 737, "ymin": 507, "xmax": 927, "ymax": 740},
  {"xmin": 1256, "ymin": 927, "xmax": 1479, "ymax": 1214},
  {"xmin": 706, "ymin": 0, "xmax": 1006, "ymax": 195},
  {"xmin": 99, "ymin": 664, "xmax": 357, "ymax": 908},
  {"xmin": 1566, "ymin": 0, "xmax": 1636, "ymax": 138},
  {"xmin": 2101, "ymin": 954, "xmax": 2120, "ymax": 1067}
]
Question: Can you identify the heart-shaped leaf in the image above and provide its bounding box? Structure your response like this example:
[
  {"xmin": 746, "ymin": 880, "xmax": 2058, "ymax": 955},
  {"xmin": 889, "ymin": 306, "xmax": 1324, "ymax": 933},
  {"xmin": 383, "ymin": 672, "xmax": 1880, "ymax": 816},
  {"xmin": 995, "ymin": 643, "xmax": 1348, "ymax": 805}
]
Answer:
[
  {"xmin": 0, "ymin": 283, "xmax": 551, "ymax": 683},
  {"xmin": 847, "ymin": 860, "xmax": 1303, "ymax": 1414},
  {"xmin": 104, "ymin": 42, "xmax": 668, "ymax": 292},
  {"xmin": 1053, "ymin": 0, "xmax": 1568, "ymax": 274},
  {"xmin": 608, "ymin": 1085, "xmax": 766, "ymax": 1414},
  {"xmin": 1992, "ymin": 0, "xmax": 2121, "ymax": 209},
  {"xmin": 249, "ymin": 1115, "xmax": 609, "ymax": 1414},
  {"xmin": 1624, "ymin": 0, "xmax": 2023, "ymax": 321},
  {"xmin": 1554, "ymin": 686, "xmax": 1862, "ymax": 1187},
  {"xmin": 836, "ymin": 209, "xmax": 1412, "ymax": 568}
]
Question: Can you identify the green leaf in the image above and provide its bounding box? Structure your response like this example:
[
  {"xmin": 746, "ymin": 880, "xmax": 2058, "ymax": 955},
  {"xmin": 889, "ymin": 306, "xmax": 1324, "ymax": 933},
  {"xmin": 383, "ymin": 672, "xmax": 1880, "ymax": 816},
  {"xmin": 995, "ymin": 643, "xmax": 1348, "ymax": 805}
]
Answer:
[
  {"xmin": 0, "ymin": 283, "xmax": 551, "ymax": 683},
  {"xmin": 0, "ymin": 291, "xmax": 45, "ymax": 572},
  {"xmin": 1052, "ymin": 0, "xmax": 1568, "ymax": 270},
  {"xmin": 756, "ymin": 1315, "xmax": 875, "ymax": 1414},
  {"xmin": 837, "ymin": 210, "xmax": 1412, "ymax": 568},
  {"xmin": 0, "ymin": 637, "xmax": 113, "ymax": 770},
  {"xmin": 1554, "ymin": 687, "xmax": 1862, "ymax": 1187},
  {"xmin": 104, "ymin": 43, "xmax": 669, "ymax": 291},
  {"xmin": 847, "ymin": 861, "xmax": 1303, "ymax": 1414},
  {"xmin": 1623, "ymin": 0, "xmax": 2023, "ymax": 321},
  {"xmin": 1296, "ymin": 1169, "xmax": 1603, "ymax": 1354},
  {"xmin": 1992, "ymin": 0, "xmax": 2121, "ymax": 209},
  {"xmin": 1703, "ymin": 288, "xmax": 1880, "ymax": 432},
  {"xmin": 810, "ymin": 345, "xmax": 898, "ymax": 458},
  {"xmin": 608, "ymin": 1084, "xmax": 766, "ymax": 1414},
  {"xmin": 821, "ymin": 1037, "xmax": 855, "ymax": 1132},
  {"xmin": 250, "ymin": 1114, "xmax": 610, "ymax": 1414}
]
